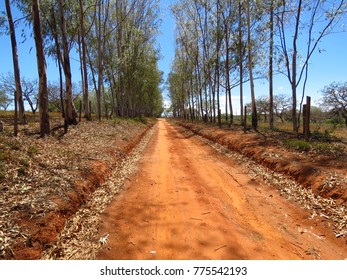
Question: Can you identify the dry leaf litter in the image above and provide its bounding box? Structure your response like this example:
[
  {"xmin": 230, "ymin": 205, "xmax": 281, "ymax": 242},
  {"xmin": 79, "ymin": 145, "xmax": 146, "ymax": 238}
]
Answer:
[
  {"xmin": 0, "ymin": 120, "xmax": 149, "ymax": 259},
  {"xmin": 193, "ymin": 132, "xmax": 347, "ymax": 239},
  {"xmin": 40, "ymin": 125, "xmax": 155, "ymax": 260}
]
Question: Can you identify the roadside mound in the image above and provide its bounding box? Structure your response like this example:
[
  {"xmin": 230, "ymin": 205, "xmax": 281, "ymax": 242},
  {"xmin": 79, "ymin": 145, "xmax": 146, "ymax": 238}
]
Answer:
[
  {"xmin": 0, "ymin": 119, "xmax": 154, "ymax": 259},
  {"xmin": 178, "ymin": 121, "xmax": 347, "ymax": 204}
]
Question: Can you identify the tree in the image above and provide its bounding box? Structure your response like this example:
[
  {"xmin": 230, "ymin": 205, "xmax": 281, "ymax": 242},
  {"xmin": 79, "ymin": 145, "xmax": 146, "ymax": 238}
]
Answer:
[
  {"xmin": 255, "ymin": 96, "xmax": 270, "ymax": 122},
  {"xmin": 5, "ymin": 0, "xmax": 26, "ymax": 124},
  {"xmin": 268, "ymin": 0, "xmax": 275, "ymax": 129},
  {"xmin": 57, "ymin": 0, "xmax": 77, "ymax": 126},
  {"xmin": 277, "ymin": 0, "xmax": 346, "ymax": 132},
  {"xmin": 21, "ymin": 78, "xmax": 38, "ymax": 113},
  {"xmin": 32, "ymin": 0, "xmax": 50, "ymax": 137},
  {"xmin": 246, "ymin": 0, "xmax": 257, "ymax": 129},
  {"xmin": 0, "ymin": 74, "xmax": 38, "ymax": 113},
  {"xmin": 0, "ymin": 90, "xmax": 12, "ymax": 110},
  {"xmin": 321, "ymin": 82, "xmax": 347, "ymax": 127},
  {"xmin": 78, "ymin": 0, "xmax": 90, "ymax": 120},
  {"xmin": 273, "ymin": 94, "xmax": 292, "ymax": 123}
]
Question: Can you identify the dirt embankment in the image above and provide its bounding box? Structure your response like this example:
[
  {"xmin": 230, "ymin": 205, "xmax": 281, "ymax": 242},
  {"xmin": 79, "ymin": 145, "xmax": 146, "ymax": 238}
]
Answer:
[
  {"xmin": 0, "ymin": 119, "xmax": 154, "ymax": 260},
  {"xmin": 178, "ymin": 121, "xmax": 347, "ymax": 204}
]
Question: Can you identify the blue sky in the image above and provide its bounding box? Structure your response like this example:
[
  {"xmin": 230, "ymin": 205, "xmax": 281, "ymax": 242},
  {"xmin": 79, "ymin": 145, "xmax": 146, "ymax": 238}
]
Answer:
[{"xmin": 1, "ymin": 0, "xmax": 347, "ymax": 113}]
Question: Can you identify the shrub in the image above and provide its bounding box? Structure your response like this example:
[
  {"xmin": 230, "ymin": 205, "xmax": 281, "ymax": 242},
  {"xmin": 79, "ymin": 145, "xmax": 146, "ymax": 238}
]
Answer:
[{"xmin": 283, "ymin": 139, "xmax": 311, "ymax": 152}]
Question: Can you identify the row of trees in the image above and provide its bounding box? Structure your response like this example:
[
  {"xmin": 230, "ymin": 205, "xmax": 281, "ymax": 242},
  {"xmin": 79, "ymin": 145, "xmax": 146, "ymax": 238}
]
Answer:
[
  {"xmin": 168, "ymin": 0, "xmax": 346, "ymax": 132},
  {"xmin": 2, "ymin": 0, "xmax": 163, "ymax": 136}
]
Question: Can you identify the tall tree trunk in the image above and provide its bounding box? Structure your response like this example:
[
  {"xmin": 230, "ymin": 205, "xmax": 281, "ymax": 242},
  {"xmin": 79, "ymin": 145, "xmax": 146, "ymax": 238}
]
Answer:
[
  {"xmin": 246, "ymin": 0, "xmax": 257, "ymax": 129},
  {"xmin": 58, "ymin": 0, "xmax": 77, "ymax": 125},
  {"xmin": 291, "ymin": 0, "xmax": 302, "ymax": 133},
  {"xmin": 78, "ymin": 0, "xmax": 91, "ymax": 120},
  {"xmin": 225, "ymin": 20, "xmax": 233, "ymax": 127},
  {"xmin": 32, "ymin": 0, "xmax": 50, "ymax": 137},
  {"xmin": 49, "ymin": 9, "xmax": 65, "ymax": 119},
  {"xmin": 238, "ymin": 2, "xmax": 244, "ymax": 126},
  {"xmin": 5, "ymin": 0, "xmax": 26, "ymax": 125},
  {"xmin": 269, "ymin": 0, "xmax": 274, "ymax": 129},
  {"xmin": 96, "ymin": 0, "xmax": 103, "ymax": 121}
]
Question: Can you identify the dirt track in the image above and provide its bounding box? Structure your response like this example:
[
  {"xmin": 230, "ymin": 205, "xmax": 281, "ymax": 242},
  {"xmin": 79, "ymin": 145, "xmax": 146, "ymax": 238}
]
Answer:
[{"xmin": 96, "ymin": 119, "xmax": 347, "ymax": 260}]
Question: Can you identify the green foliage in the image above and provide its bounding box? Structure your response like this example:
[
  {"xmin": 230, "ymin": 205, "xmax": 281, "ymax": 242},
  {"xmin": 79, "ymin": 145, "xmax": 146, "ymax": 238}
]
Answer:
[
  {"xmin": 283, "ymin": 139, "xmax": 311, "ymax": 152},
  {"xmin": 283, "ymin": 137, "xmax": 345, "ymax": 156},
  {"xmin": 0, "ymin": 89, "xmax": 11, "ymax": 110},
  {"xmin": 135, "ymin": 115, "xmax": 148, "ymax": 125},
  {"xmin": 325, "ymin": 116, "xmax": 345, "ymax": 126},
  {"xmin": 19, "ymin": 158, "xmax": 30, "ymax": 168},
  {"xmin": 311, "ymin": 143, "xmax": 345, "ymax": 157},
  {"xmin": 27, "ymin": 145, "xmax": 39, "ymax": 156},
  {"xmin": 320, "ymin": 82, "xmax": 347, "ymax": 126},
  {"xmin": 311, "ymin": 130, "xmax": 334, "ymax": 143},
  {"xmin": 6, "ymin": 140, "xmax": 20, "ymax": 151},
  {"xmin": 0, "ymin": 164, "xmax": 5, "ymax": 181},
  {"xmin": 0, "ymin": 150, "xmax": 9, "ymax": 162}
]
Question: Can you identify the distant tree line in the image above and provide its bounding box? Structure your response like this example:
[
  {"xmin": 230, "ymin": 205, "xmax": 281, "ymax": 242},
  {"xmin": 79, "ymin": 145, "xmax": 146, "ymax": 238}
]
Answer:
[
  {"xmin": 247, "ymin": 84, "xmax": 347, "ymax": 127},
  {"xmin": 1, "ymin": 0, "xmax": 163, "ymax": 137},
  {"xmin": 168, "ymin": 0, "xmax": 347, "ymax": 131}
]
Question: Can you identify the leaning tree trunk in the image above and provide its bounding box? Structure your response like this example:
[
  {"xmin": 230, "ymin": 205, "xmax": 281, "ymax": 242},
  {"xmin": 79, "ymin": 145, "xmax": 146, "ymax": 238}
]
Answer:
[
  {"xmin": 32, "ymin": 0, "xmax": 50, "ymax": 137},
  {"xmin": 5, "ymin": 0, "xmax": 26, "ymax": 124}
]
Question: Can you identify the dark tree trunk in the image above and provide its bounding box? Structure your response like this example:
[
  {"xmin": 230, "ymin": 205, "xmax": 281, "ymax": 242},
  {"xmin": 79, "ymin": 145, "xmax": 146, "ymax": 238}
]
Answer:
[
  {"xmin": 32, "ymin": 0, "xmax": 50, "ymax": 137},
  {"xmin": 58, "ymin": 0, "xmax": 77, "ymax": 125}
]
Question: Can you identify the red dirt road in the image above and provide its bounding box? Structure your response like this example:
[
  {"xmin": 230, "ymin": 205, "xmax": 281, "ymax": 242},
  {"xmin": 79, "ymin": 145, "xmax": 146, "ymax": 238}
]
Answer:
[{"xmin": 96, "ymin": 119, "xmax": 347, "ymax": 260}]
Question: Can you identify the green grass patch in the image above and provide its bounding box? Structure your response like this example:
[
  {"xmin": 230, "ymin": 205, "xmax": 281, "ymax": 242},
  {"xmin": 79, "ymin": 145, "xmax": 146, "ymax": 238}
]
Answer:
[
  {"xmin": 283, "ymin": 138, "xmax": 345, "ymax": 156},
  {"xmin": 283, "ymin": 139, "xmax": 311, "ymax": 152},
  {"xmin": 27, "ymin": 145, "xmax": 39, "ymax": 156},
  {"xmin": 6, "ymin": 140, "xmax": 20, "ymax": 151}
]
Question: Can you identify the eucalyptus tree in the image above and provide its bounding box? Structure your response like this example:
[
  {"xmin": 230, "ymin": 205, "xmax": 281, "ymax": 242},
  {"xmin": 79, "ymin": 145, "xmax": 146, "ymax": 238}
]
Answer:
[
  {"xmin": 5, "ymin": 0, "xmax": 26, "ymax": 124},
  {"xmin": 245, "ymin": 0, "xmax": 271, "ymax": 129},
  {"xmin": 32, "ymin": 0, "xmax": 50, "ymax": 136},
  {"xmin": 171, "ymin": 0, "xmax": 214, "ymax": 121},
  {"xmin": 78, "ymin": 0, "xmax": 91, "ymax": 120},
  {"xmin": 17, "ymin": 0, "xmax": 80, "ymax": 125},
  {"xmin": 57, "ymin": 0, "xmax": 78, "ymax": 125},
  {"xmin": 170, "ymin": 0, "xmax": 268, "ymax": 126}
]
